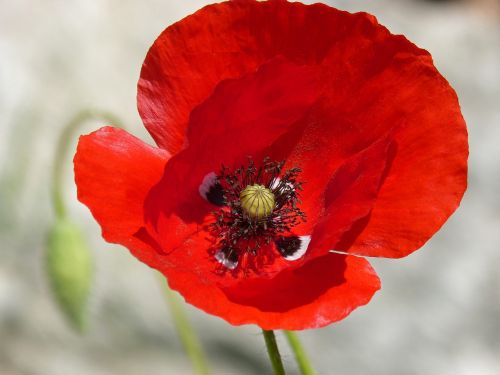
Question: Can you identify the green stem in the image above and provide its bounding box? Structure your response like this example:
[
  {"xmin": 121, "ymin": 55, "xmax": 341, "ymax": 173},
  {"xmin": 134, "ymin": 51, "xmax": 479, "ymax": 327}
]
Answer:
[
  {"xmin": 284, "ymin": 331, "xmax": 315, "ymax": 375},
  {"xmin": 52, "ymin": 109, "xmax": 122, "ymax": 219},
  {"xmin": 262, "ymin": 330, "xmax": 286, "ymax": 375},
  {"xmin": 160, "ymin": 277, "xmax": 210, "ymax": 375}
]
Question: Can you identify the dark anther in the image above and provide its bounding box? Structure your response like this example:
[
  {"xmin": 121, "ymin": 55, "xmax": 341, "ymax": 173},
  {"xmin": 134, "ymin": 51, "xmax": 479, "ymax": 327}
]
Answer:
[
  {"xmin": 206, "ymin": 181, "xmax": 225, "ymax": 206},
  {"xmin": 208, "ymin": 157, "xmax": 306, "ymax": 268},
  {"xmin": 275, "ymin": 236, "xmax": 302, "ymax": 258}
]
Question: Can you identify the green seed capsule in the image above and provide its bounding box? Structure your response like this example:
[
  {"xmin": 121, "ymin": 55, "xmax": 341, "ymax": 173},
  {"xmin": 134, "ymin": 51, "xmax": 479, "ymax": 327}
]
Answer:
[
  {"xmin": 46, "ymin": 218, "xmax": 92, "ymax": 333},
  {"xmin": 240, "ymin": 184, "xmax": 275, "ymax": 220}
]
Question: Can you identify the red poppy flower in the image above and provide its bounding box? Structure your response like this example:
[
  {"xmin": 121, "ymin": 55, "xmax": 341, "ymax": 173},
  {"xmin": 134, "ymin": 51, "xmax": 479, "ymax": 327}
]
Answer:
[{"xmin": 74, "ymin": 0, "xmax": 468, "ymax": 330}]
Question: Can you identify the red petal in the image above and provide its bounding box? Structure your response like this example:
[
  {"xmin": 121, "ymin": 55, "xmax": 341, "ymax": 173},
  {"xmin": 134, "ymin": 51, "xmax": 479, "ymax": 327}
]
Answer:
[
  {"xmin": 143, "ymin": 57, "xmax": 320, "ymax": 251},
  {"xmin": 162, "ymin": 252, "xmax": 380, "ymax": 330},
  {"xmin": 302, "ymin": 135, "xmax": 395, "ymax": 257},
  {"xmin": 74, "ymin": 127, "xmax": 169, "ymax": 252},
  {"xmin": 335, "ymin": 59, "xmax": 468, "ymax": 257},
  {"xmin": 138, "ymin": 1, "xmax": 391, "ymax": 153}
]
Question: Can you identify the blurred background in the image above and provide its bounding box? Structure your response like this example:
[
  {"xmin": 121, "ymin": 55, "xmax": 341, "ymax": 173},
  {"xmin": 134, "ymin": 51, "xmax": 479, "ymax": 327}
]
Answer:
[{"xmin": 1, "ymin": 0, "xmax": 499, "ymax": 374}]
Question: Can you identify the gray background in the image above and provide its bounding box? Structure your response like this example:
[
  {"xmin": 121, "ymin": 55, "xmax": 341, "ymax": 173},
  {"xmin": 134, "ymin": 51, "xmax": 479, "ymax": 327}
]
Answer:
[{"xmin": 1, "ymin": 0, "xmax": 499, "ymax": 374}]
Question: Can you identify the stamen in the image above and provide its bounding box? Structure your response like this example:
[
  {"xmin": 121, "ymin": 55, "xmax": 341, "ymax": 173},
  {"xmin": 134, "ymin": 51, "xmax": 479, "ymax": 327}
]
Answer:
[{"xmin": 208, "ymin": 157, "xmax": 307, "ymax": 270}]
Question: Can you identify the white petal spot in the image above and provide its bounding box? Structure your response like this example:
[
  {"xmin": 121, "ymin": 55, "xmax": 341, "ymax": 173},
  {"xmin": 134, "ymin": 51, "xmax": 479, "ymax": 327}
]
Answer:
[
  {"xmin": 199, "ymin": 172, "xmax": 217, "ymax": 200},
  {"xmin": 215, "ymin": 249, "xmax": 238, "ymax": 270},
  {"xmin": 285, "ymin": 235, "xmax": 311, "ymax": 261}
]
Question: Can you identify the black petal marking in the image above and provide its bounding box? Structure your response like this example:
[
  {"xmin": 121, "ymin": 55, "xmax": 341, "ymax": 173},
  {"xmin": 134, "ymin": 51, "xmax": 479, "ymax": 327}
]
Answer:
[
  {"xmin": 206, "ymin": 182, "xmax": 225, "ymax": 206},
  {"xmin": 275, "ymin": 235, "xmax": 311, "ymax": 261},
  {"xmin": 199, "ymin": 172, "xmax": 225, "ymax": 206}
]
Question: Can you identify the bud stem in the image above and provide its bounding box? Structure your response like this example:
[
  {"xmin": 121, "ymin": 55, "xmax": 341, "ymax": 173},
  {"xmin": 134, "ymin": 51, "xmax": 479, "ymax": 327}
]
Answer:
[
  {"xmin": 52, "ymin": 109, "xmax": 122, "ymax": 219},
  {"xmin": 159, "ymin": 276, "xmax": 210, "ymax": 375},
  {"xmin": 284, "ymin": 331, "xmax": 315, "ymax": 375}
]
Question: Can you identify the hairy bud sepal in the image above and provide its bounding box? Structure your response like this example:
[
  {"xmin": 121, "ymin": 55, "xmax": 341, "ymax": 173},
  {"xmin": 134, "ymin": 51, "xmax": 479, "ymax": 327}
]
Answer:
[{"xmin": 46, "ymin": 218, "xmax": 93, "ymax": 333}]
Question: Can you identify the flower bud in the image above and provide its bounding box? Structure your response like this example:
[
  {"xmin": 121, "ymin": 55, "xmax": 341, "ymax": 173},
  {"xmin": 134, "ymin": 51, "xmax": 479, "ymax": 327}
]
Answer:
[{"xmin": 46, "ymin": 218, "xmax": 92, "ymax": 332}]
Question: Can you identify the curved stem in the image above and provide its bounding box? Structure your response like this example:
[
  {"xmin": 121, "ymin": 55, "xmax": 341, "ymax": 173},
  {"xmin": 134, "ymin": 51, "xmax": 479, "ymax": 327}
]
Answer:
[
  {"xmin": 262, "ymin": 330, "xmax": 286, "ymax": 375},
  {"xmin": 160, "ymin": 278, "xmax": 210, "ymax": 375},
  {"xmin": 284, "ymin": 331, "xmax": 315, "ymax": 375},
  {"xmin": 52, "ymin": 109, "xmax": 122, "ymax": 219}
]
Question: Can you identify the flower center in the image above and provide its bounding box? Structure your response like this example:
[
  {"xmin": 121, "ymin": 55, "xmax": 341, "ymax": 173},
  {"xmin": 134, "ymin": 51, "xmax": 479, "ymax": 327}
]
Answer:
[
  {"xmin": 204, "ymin": 158, "xmax": 307, "ymax": 271},
  {"xmin": 239, "ymin": 184, "xmax": 275, "ymax": 220}
]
